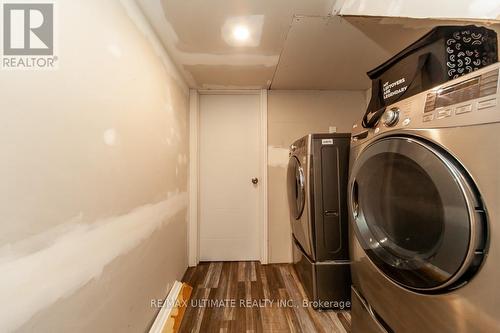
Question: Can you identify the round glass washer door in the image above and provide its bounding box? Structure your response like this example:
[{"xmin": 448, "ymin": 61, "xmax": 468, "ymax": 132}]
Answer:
[
  {"xmin": 350, "ymin": 136, "xmax": 486, "ymax": 292},
  {"xmin": 287, "ymin": 156, "xmax": 305, "ymax": 220}
]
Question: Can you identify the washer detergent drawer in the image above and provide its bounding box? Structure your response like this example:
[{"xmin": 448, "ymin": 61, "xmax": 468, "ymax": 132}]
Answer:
[{"xmin": 351, "ymin": 287, "xmax": 391, "ymax": 333}]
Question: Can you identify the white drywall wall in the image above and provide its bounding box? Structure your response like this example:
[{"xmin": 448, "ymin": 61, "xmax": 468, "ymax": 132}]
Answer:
[{"xmin": 0, "ymin": 0, "xmax": 189, "ymax": 331}]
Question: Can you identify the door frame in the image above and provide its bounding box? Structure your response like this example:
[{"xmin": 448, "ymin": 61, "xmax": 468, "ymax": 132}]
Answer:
[{"xmin": 188, "ymin": 89, "xmax": 268, "ymax": 266}]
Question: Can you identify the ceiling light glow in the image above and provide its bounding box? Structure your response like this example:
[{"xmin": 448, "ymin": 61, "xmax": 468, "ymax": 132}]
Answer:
[
  {"xmin": 222, "ymin": 16, "xmax": 263, "ymax": 47},
  {"xmin": 232, "ymin": 25, "xmax": 250, "ymax": 41}
]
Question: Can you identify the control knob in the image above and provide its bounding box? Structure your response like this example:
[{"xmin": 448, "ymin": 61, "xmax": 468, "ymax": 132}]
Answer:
[{"xmin": 382, "ymin": 107, "xmax": 400, "ymax": 127}]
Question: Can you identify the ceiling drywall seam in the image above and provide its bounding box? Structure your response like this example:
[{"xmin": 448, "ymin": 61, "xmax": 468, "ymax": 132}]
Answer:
[
  {"xmin": 135, "ymin": 0, "xmax": 197, "ymax": 87},
  {"xmin": 270, "ymin": 14, "xmax": 343, "ymax": 90},
  {"xmin": 268, "ymin": 14, "xmax": 298, "ymax": 90},
  {"xmin": 175, "ymin": 53, "xmax": 280, "ymax": 67},
  {"xmin": 331, "ymin": 0, "xmax": 347, "ymax": 16},
  {"xmin": 121, "ymin": 0, "xmax": 189, "ymax": 93},
  {"xmin": 267, "ymin": 0, "xmax": 338, "ymax": 83},
  {"xmin": 136, "ymin": 0, "xmax": 283, "ymax": 88}
]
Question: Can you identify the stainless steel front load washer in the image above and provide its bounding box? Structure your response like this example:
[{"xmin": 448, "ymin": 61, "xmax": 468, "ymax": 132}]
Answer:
[
  {"xmin": 349, "ymin": 63, "xmax": 500, "ymax": 332},
  {"xmin": 287, "ymin": 133, "xmax": 351, "ymax": 309}
]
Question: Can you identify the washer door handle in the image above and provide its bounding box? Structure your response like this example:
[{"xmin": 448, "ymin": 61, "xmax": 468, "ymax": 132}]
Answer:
[{"xmin": 352, "ymin": 179, "xmax": 359, "ymax": 218}]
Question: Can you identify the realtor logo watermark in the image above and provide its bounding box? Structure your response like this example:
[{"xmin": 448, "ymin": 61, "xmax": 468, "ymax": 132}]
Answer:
[{"xmin": 1, "ymin": 1, "xmax": 57, "ymax": 69}]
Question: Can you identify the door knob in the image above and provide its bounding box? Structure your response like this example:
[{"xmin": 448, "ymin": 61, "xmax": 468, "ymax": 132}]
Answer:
[{"xmin": 251, "ymin": 177, "xmax": 259, "ymax": 185}]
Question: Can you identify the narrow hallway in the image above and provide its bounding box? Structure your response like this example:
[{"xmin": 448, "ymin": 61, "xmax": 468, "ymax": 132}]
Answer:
[{"xmin": 179, "ymin": 262, "xmax": 351, "ymax": 332}]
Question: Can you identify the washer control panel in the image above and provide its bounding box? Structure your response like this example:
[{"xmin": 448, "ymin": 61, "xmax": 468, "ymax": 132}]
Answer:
[
  {"xmin": 422, "ymin": 68, "xmax": 498, "ymax": 123},
  {"xmin": 351, "ymin": 63, "xmax": 500, "ymax": 146}
]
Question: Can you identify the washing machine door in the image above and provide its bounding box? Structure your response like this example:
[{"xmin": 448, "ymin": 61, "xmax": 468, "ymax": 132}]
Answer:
[
  {"xmin": 350, "ymin": 136, "xmax": 485, "ymax": 292},
  {"xmin": 287, "ymin": 156, "xmax": 305, "ymax": 220},
  {"xmin": 287, "ymin": 155, "xmax": 315, "ymax": 257}
]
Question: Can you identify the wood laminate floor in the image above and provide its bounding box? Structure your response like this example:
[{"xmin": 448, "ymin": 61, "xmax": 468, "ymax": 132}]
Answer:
[{"xmin": 179, "ymin": 261, "xmax": 351, "ymax": 333}]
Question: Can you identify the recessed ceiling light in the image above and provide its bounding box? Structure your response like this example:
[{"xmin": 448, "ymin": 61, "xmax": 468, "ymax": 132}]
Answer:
[
  {"xmin": 232, "ymin": 25, "xmax": 250, "ymax": 41},
  {"xmin": 222, "ymin": 16, "xmax": 263, "ymax": 47}
]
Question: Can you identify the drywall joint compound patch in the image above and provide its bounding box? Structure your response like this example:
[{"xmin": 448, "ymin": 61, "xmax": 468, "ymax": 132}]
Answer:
[
  {"xmin": 0, "ymin": 192, "xmax": 188, "ymax": 332},
  {"xmin": 267, "ymin": 146, "xmax": 290, "ymax": 168}
]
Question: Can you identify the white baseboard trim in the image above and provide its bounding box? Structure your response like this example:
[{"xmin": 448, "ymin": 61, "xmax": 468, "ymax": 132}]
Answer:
[{"xmin": 149, "ymin": 281, "xmax": 183, "ymax": 333}]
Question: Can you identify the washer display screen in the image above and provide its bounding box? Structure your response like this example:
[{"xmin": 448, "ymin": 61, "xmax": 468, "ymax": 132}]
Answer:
[{"xmin": 434, "ymin": 78, "xmax": 480, "ymax": 109}]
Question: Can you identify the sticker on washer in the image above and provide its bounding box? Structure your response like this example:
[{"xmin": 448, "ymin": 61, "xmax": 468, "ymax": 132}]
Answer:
[{"xmin": 322, "ymin": 139, "xmax": 333, "ymax": 145}]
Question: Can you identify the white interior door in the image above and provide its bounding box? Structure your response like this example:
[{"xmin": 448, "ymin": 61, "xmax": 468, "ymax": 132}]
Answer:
[{"xmin": 199, "ymin": 94, "xmax": 261, "ymax": 261}]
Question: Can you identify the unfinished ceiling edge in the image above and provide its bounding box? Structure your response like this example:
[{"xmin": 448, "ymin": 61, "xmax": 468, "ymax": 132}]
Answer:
[
  {"xmin": 134, "ymin": 0, "xmax": 197, "ymax": 88},
  {"xmin": 337, "ymin": 0, "xmax": 500, "ymax": 22},
  {"xmin": 339, "ymin": 14, "xmax": 500, "ymax": 25},
  {"xmin": 269, "ymin": 14, "xmax": 308, "ymax": 90},
  {"xmin": 198, "ymin": 85, "xmax": 267, "ymax": 91}
]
